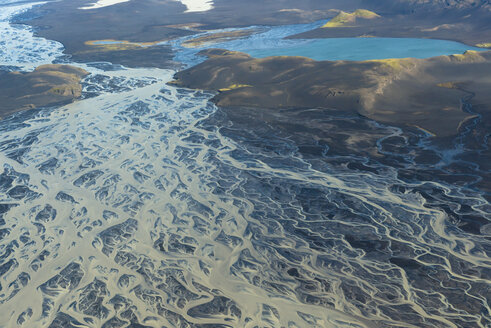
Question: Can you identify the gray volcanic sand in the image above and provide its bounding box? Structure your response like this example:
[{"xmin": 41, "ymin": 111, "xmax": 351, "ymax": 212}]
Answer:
[
  {"xmin": 0, "ymin": 67, "xmax": 373, "ymax": 328},
  {"xmin": 1, "ymin": 65, "xmax": 490, "ymax": 328},
  {"xmin": 0, "ymin": 1, "xmax": 490, "ymax": 327}
]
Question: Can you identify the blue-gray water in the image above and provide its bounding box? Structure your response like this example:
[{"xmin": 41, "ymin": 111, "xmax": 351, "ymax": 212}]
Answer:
[
  {"xmin": 244, "ymin": 37, "xmax": 483, "ymax": 61},
  {"xmin": 0, "ymin": 2, "xmax": 490, "ymax": 328},
  {"xmin": 172, "ymin": 20, "xmax": 483, "ymax": 65}
]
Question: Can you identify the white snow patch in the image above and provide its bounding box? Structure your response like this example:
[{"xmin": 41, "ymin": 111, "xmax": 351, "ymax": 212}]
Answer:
[
  {"xmin": 177, "ymin": 0, "xmax": 213, "ymax": 12},
  {"xmin": 79, "ymin": 0, "xmax": 129, "ymax": 10},
  {"xmin": 79, "ymin": 0, "xmax": 214, "ymax": 12}
]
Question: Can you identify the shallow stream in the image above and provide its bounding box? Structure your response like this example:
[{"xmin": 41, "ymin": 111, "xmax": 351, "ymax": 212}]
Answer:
[{"xmin": 0, "ymin": 2, "xmax": 489, "ymax": 327}]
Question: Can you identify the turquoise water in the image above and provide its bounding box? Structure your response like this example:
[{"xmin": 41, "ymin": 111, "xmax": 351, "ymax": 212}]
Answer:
[
  {"xmin": 244, "ymin": 37, "xmax": 483, "ymax": 61},
  {"xmin": 173, "ymin": 20, "xmax": 484, "ymax": 65}
]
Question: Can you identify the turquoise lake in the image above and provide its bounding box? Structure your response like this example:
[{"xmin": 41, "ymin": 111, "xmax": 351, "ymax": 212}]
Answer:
[
  {"xmin": 174, "ymin": 21, "xmax": 484, "ymax": 64},
  {"xmin": 243, "ymin": 37, "xmax": 483, "ymax": 61}
]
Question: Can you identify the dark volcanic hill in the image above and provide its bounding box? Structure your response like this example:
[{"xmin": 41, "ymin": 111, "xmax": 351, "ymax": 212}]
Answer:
[
  {"xmin": 18, "ymin": 0, "xmax": 491, "ymax": 68},
  {"xmin": 291, "ymin": 0, "xmax": 490, "ymax": 47},
  {"xmin": 395, "ymin": 0, "xmax": 488, "ymax": 9},
  {"xmin": 172, "ymin": 49, "xmax": 491, "ymax": 137},
  {"xmin": 0, "ymin": 65, "xmax": 88, "ymax": 118}
]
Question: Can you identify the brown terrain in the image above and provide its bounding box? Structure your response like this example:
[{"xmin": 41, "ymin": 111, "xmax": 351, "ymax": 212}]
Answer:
[
  {"xmin": 290, "ymin": 6, "xmax": 491, "ymax": 48},
  {"xmin": 2, "ymin": 0, "xmax": 489, "ymax": 123},
  {"xmin": 172, "ymin": 49, "xmax": 491, "ymax": 137},
  {"xmin": 17, "ymin": 0, "xmax": 491, "ymax": 68},
  {"xmin": 0, "ymin": 65, "xmax": 89, "ymax": 118}
]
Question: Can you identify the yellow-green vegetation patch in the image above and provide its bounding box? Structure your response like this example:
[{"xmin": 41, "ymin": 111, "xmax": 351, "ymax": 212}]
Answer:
[
  {"xmin": 49, "ymin": 85, "xmax": 81, "ymax": 96},
  {"xmin": 322, "ymin": 9, "xmax": 379, "ymax": 28},
  {"xmin": 450, "ymin": 50, "xmax": 485, "ymax": 62},
  {"xmin": 322, "ymin": 11, "xmax": 354, "ymax": 27},
  {"xmin": 411, "ymin": 125, "xmax": 437, "ymax": 137},
  {"xmin": 85, "ymin": 39, "xmax": 164, "ymax": 51},
  {"xmin": 183, "ymin": 30, "xmax": 257, "ymax": 48},
  {"xmin": 476, "ymin": 43, "xmax": 491, "ymax": 48},
  {"xmin": 204, "ymin": 49, "xmax": 249, "ymax": 58},
  {"xmin": 437, "ymin": 81, "xmax": 463, "ymax": 89},
  {"xmin": 352, "ymin": 9, "xmax": 380, "ymax": 18},
  {"xmin": 365, "ymin": 58, "xmax": 416, "ymax": 71},
  {"xmin": 219, "ymin": 84, "xmax": 252, "ymax": 92},
  {"xmin": 39, "ymin": 65, "xmax": 88, "ymax": 97}
]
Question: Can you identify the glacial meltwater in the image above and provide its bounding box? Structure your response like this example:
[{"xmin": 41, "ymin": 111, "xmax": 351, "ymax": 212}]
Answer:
[
  {"xmin": 243, "ymin": 37, "xmax": 484, "ymax": 61},
  {"xmin": 0, "ymin": 1, "xmax": 490, "ymax": 328},
  {"xmin": 172, "ymin": 20, "xmax": 485, "ymax": 64}
]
